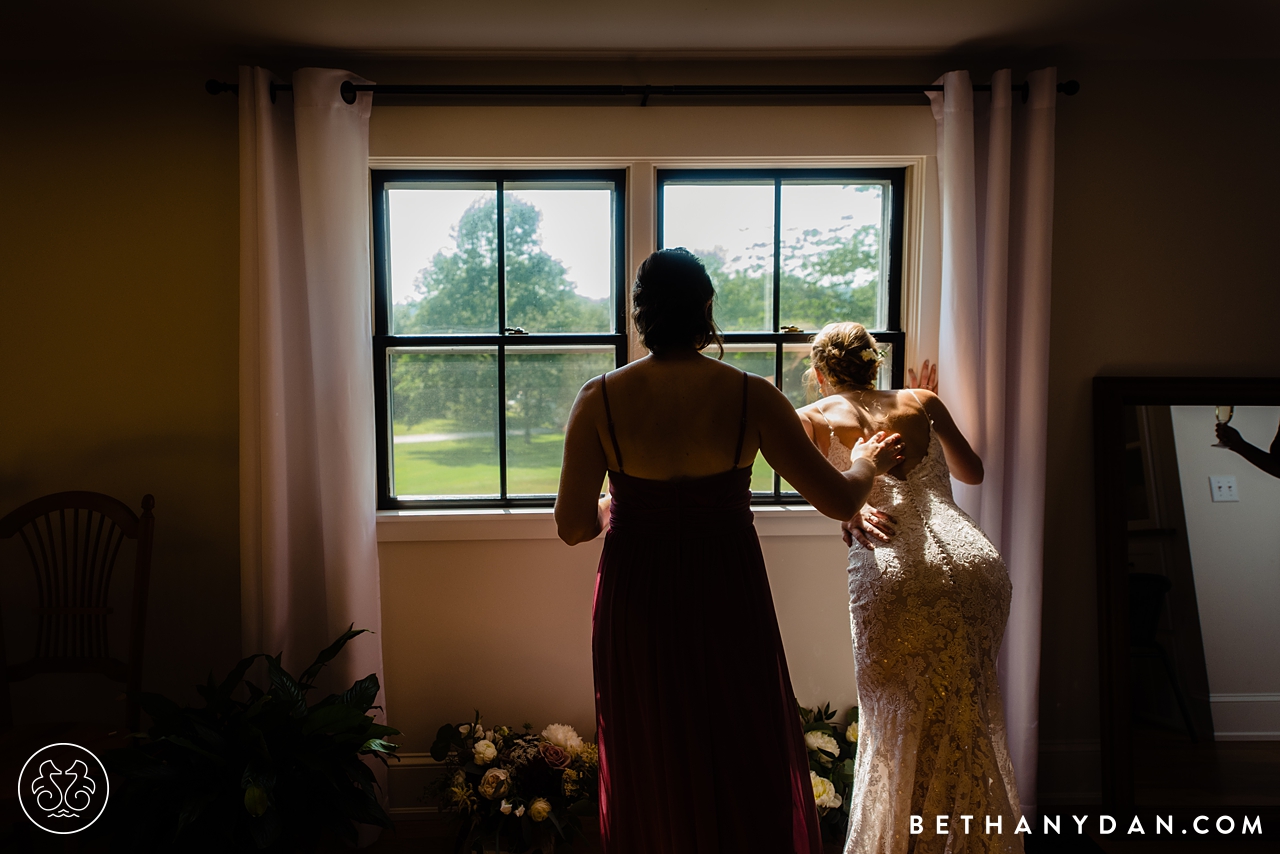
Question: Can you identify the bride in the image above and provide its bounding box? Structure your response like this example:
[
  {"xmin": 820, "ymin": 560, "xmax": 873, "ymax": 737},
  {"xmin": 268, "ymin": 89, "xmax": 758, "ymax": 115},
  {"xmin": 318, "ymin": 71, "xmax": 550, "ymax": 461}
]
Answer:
[{"xmin": 796, "ymin": 323, "xmax": 1024, "ymax": 854}]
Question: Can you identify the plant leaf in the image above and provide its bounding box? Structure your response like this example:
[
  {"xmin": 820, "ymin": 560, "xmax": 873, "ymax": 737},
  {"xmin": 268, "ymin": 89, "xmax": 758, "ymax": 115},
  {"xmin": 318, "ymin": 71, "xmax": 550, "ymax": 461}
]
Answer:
[
  {"xmin": 267, "ymin": 654, "xmax": 307, "ymax": 717},
  {"xmin": 214, "ymin": 653, "xmax": 264, "ymax": 705},
  {"xmin": 360, "ymin": 737, "xmax": 399, "ymax": 756},
  {"xmin": 299, "ymin": 624, "xmax": 369, "ymax": 688},
  {"xmin": 174, "ymin": 789, "xmax": 216, "ymax": 839},
  {"xmin": 244, "ymin": 783, "xmax": 270, "ymax": 817},
  {"xmin": 300, "ymin": 702, "xmax": 368, "ymax": 735},
  {"xmin": 137, "ymin": 691, "xmax": 181, "ymax": 723},
  {"xmin": 339, "ymin": 673, "xmax": 381, "ymax": 711},
  {"xmin": 161, "ymin": 735, "xmax": 225, "ymax": 764}
]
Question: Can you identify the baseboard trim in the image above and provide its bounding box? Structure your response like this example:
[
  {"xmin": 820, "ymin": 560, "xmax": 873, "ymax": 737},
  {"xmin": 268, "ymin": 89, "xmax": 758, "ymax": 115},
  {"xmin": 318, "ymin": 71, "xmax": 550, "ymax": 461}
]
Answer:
[
  {"xmin": 389, "ymin": 752, "xmax": 440, "ymax": 768},
  {"xmin": 1211, "ymin": 692, "xmax": 1280, "ymax": 704},
  {"xmin": 389, "ymin": 806, "xmax": 441, "ymax": 817}
]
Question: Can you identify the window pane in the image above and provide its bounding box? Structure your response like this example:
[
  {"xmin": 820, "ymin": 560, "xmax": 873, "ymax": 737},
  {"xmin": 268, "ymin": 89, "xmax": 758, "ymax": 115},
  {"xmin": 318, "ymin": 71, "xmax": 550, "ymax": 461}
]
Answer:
[
  {"xmin": 504, "ymin": 187, "xmax": 614, "ymax": 334},
  {"xmin": 505, "ymin": 347, "xmax": 615, "ymax": 496},
  {"xmin": 663, "ymin": 184, "xmax": 775, "ymax": 332},
  {"xmin": 388, "ymin": 185, "xmax": 498, "ymax": 334},
  {"xmin": 712, "ymin": 345, "xmax": 777, "ymax": 493},
  {"xmin": 779, "ymin": 182, "xmax": 886, "ymax": 333},
  {"xmin": 389, "ymin": 348, "xmax": 500, "ymax": 498}
]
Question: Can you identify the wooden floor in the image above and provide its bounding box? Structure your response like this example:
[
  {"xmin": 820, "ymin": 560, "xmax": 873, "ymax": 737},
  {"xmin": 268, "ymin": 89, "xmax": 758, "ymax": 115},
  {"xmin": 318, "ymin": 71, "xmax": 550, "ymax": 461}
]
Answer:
[
  {"xmin": 1132, "ymin": 731, "xmax": 1280, "ymax": 806},
  {"xmin": 1067, "ymin": 730, "xmax": 1280, "ymax": 853}
]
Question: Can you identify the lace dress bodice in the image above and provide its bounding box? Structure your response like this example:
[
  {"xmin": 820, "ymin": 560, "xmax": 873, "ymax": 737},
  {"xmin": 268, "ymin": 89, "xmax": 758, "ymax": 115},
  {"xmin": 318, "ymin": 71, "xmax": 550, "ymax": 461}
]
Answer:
[{"xmin": 824, "ymin": 416, "xmax": 1023, "ymax": 854}]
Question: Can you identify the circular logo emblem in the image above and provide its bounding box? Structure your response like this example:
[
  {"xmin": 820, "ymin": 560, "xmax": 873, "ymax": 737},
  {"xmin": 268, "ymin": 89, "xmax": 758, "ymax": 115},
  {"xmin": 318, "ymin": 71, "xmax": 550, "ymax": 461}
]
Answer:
[{"xmin": 18, "ymin": 743, "xmax": 110, "ymax": 834}]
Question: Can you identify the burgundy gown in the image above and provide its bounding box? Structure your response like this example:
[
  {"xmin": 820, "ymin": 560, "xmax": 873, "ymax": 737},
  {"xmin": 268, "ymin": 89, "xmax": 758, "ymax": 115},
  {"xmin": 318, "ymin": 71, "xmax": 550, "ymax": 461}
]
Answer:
[{"xmin": 592, "ymin": 371, "xmax": 822, "ymax": 854}]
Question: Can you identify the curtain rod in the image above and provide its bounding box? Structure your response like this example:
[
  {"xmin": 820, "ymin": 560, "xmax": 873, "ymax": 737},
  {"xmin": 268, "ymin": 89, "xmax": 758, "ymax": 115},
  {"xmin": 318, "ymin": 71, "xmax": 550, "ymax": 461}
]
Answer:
[{"xmin": 205, "ymin": 79, "xmax": 1080, "ymax": 105}]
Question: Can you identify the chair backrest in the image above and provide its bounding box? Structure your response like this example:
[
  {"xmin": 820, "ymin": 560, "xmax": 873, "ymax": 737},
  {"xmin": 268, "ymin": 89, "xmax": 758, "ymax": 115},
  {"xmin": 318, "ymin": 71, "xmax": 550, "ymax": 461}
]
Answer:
[{"xmin": 0, "ymin": 491, "xmax": 154, "ymax": 730}]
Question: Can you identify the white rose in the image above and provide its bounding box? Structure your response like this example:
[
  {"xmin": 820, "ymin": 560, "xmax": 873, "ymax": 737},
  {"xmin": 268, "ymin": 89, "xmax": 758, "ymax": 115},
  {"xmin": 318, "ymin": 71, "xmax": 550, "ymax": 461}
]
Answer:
[
  {"xmin": 804, "ymin": 730, "xmax": 839, "ymax": 761},
  {"xmin": 472, "ymin": 739, "xmax": 497, "ymax": 766},
  {"xmin": 541, "ymin": 723, "xmax": 584, "ymax": 755},
  {"xmin": 811, "ymin": 771, "xmax": 843, "ymax": 810},
  {"xmin": 528, "ymin": 797, "xmax": 552, "ymax": 822},
  {"xmin": 846, "ymin": 721, "xmax": 858, "ymax": 743},
  {"xmin": 500, "ymin": 799, "xmax": 513, "ymax": 815}
]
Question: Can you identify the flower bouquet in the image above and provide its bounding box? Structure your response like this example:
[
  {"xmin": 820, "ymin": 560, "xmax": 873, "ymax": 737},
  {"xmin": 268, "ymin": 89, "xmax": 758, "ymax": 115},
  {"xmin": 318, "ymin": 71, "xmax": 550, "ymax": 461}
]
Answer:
[
  {"xmin": 800, "ymin": 703, "xmax": 859, "ymax": 844},
  {"xmin": 430, "ymin": 713, "xmax": 599, "ymax": 853}
]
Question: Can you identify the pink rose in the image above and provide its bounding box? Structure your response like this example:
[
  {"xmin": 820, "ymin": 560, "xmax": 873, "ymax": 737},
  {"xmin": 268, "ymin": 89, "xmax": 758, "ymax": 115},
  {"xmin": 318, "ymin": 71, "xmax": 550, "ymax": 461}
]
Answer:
[{"xmin": 539, "ymin": 742, "xmax": 571, "ymax": 769}]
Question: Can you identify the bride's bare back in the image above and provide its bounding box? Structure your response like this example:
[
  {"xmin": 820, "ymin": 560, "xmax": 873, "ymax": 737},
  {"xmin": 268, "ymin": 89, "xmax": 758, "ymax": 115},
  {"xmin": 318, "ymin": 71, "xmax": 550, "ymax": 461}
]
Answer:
[{"xmin": 797, "ymin": 388, "xmax": 983, "ymax": 485}]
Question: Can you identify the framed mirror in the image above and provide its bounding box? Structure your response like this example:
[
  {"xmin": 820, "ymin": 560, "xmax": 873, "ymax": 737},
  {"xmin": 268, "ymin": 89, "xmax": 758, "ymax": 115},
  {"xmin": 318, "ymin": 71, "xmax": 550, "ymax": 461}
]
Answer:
[{"xmin": 1093, "ymin": 377, "xmax": 1280, "ymax": 808}]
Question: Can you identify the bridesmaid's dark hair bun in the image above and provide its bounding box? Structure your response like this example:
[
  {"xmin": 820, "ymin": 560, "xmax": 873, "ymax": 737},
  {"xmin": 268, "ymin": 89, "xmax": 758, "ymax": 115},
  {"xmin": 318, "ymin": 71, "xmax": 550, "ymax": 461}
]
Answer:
[{"xmin": 632, "ymin": 248, "xmax": 724, "ymax": 357}]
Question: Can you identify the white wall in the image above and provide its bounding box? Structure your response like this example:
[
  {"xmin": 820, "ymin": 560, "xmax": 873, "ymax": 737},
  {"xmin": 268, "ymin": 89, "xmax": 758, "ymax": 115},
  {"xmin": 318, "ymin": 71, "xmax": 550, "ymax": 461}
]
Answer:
[{"xmin": 1170, "ymin": 405, "xmax": 1280, "ymax": 740}]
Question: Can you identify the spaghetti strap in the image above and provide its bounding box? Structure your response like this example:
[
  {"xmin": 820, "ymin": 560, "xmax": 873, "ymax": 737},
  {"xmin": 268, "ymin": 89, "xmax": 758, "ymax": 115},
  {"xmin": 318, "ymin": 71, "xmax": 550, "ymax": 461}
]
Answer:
[
  {"xmin": 733, "ymin": 371, "xmax": 749, "ymax": 469},
  {"xmin": 600, "ymin": 372, "xmax": 624, "ymax": 473},
  {"xmin": 906, "ymin": 386, "xmax": 936, "ymax": 440},
  {"xmin": 904, "ymin": 388, "xmax": 933, "ymax": 426}
]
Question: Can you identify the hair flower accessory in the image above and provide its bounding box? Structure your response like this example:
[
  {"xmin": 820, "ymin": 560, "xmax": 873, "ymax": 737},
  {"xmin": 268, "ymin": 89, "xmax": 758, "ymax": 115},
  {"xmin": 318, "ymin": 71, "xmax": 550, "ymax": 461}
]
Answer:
[{"xmin": 859, "ymin": 347, "xmax": 883, "ymax": 364}]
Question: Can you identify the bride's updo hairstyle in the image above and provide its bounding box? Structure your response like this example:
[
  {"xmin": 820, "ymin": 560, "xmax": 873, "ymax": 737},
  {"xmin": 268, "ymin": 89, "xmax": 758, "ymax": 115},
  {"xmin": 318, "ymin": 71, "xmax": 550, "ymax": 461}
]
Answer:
[
  {"xmin": 632, "ymin": 248, "xmax": 724, "ymax": 357},
  {"xmin": 804, "ymin": 321, "xmax": 883, "ymax": 398}
]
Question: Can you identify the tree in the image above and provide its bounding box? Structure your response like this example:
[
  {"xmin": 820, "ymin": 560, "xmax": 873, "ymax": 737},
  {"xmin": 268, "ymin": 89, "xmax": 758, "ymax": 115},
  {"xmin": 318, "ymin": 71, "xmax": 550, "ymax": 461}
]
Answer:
[
  {"xmin": 701, "ymin": 222, "xmax": 881, "ymax": 334},
  {"xmin": 394, "ymin": 194, "xmax": 608, "ymax": 335},
  {"xmin": 391, "ymin": 195, "xmax": 609, "ymax": 441}
]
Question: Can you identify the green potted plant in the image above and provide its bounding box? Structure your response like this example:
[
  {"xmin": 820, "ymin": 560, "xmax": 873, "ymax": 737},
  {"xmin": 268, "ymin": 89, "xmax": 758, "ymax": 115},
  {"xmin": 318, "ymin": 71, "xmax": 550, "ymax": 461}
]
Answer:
[{"xmin": 104, "ymin": 626, "xmax": 399, "ymax": 852}]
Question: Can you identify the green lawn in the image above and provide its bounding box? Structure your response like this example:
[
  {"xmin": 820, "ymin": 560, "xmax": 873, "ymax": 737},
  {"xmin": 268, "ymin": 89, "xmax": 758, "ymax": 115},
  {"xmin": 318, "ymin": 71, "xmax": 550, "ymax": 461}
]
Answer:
[
  {"xmin": 393, "ymin": 429, "xmax": 780, "ymax": 497},
  {"xmin": 394, "ymin": 432, "xmax": 566, "ymax": 496}
]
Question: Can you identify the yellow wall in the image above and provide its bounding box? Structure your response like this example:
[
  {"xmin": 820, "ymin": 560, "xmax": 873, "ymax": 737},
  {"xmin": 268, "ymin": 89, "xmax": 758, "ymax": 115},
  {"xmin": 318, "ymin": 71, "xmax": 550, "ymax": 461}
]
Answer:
[
  {"xmin": 3, "ymin": 57, "xmax": 1279, "ymax": 805},
  {"xmin": 1039, "ymin": 57, "xmax": 1280, "ymax": 799},
  {"xmin": 0, "ymin": 63, "xmax": 242, "ymax": 711}
]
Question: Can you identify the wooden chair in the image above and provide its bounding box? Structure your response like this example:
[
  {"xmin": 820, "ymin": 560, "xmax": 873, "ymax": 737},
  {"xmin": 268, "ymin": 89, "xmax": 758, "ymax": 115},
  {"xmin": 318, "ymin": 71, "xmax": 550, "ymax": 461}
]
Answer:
[{"xmin": 0, "ymin": 491, "xmax": 154, "ymax": 733}]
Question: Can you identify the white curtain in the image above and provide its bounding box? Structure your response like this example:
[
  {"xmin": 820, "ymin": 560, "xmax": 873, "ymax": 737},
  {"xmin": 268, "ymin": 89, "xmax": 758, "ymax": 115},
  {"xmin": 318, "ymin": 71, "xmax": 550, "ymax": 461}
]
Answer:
[
  {"xmin": 928, "ymin": 68, "xmax": 1057, "ymax": 816},
  {"xmin": 238, "ymin": 65, "xmax": 385, "ymax": 736}
]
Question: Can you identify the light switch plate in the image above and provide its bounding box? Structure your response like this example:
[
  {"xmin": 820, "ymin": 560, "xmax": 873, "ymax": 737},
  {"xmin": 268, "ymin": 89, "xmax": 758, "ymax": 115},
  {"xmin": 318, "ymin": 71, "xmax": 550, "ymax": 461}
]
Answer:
[{"xmin": 1210, "ymin": 475, "xmax": 1239, "ymax": 502}]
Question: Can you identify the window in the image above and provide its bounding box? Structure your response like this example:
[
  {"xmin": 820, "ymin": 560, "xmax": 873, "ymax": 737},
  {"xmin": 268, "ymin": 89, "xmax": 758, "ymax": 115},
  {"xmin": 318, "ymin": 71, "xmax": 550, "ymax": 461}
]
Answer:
[
  {"xmin": 372, "ymin": 167, "xmax": 906, "ymax": 510},
  {"xmin": 658, "ymin": 168, "xmax": 905, "ymax": 502},
  {"xmin": 372, "ymin": 170, "xmax": 627, "ymax": 509}
]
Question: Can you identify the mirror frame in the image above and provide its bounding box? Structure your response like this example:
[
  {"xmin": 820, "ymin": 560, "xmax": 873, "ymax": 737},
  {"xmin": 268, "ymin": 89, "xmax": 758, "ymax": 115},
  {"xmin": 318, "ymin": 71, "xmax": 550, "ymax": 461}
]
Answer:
[{"xmin": 1092, "ymin": 375, "xmax": 1280, "ymax": 806}]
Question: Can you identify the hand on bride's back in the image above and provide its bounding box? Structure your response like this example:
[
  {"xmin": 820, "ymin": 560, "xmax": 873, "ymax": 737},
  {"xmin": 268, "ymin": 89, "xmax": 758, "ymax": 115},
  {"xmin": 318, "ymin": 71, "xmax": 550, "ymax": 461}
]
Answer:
[{"xmin": 853, "ymin": 430, "xmax": 905, "ymax": 475}]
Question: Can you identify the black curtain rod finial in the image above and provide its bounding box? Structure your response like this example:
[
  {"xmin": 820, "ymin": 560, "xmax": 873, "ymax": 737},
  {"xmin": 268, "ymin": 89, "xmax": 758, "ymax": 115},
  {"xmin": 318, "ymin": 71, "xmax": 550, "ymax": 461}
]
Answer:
[{"xmin": 205, "ymin": 79, "xmax": 238, "ymax": 96}]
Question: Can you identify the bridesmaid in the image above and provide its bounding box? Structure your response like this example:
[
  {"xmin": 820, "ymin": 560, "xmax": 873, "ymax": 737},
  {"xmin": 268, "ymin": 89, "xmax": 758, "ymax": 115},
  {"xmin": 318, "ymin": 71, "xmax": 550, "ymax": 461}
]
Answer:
[{"xmin": 555, "ymin": 248, "xmax": 903, "ymax": 854}]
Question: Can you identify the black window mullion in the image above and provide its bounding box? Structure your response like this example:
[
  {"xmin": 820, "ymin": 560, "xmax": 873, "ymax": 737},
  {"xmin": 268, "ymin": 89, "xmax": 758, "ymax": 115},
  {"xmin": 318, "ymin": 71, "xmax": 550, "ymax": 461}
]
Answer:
[
  {"xmin": 498, "ymin": 343, "xmax": 508, "ymax": 499},
  {"xmin": 497, "ymin": 181, "xmax": 506, "ymax": 331},
  {"xmin": 772, "ymin": 178, "xmax": 782, "ymax": 334},
  {"xmin": 496, "ymin": 182, "xmax": 507, "ymax": 499},
  {"xmin": 374, "ymin": 341, "xmax": 392, "ymax": 508}
]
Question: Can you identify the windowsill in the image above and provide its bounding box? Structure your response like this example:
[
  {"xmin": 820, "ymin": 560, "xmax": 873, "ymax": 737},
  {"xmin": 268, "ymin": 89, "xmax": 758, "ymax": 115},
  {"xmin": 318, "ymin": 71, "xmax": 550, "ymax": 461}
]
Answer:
[{"xmin": 375, "ymin": 503, "xmax": 840, "ymax": 542}]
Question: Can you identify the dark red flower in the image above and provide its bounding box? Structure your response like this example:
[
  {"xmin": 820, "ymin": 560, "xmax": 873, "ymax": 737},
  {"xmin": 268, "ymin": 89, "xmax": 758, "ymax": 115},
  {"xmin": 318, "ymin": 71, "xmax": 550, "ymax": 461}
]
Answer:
[{"xmin": 539, "ymin": 742, "xmax": 571, "ymax": 769}]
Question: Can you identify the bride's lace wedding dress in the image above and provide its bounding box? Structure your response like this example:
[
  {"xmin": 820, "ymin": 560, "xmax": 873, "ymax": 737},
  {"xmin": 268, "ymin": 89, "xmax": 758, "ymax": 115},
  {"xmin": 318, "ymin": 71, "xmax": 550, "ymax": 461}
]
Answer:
[{"xmin": 823, "ymin": 394, "xmax": 1023, "ymax": 854}]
